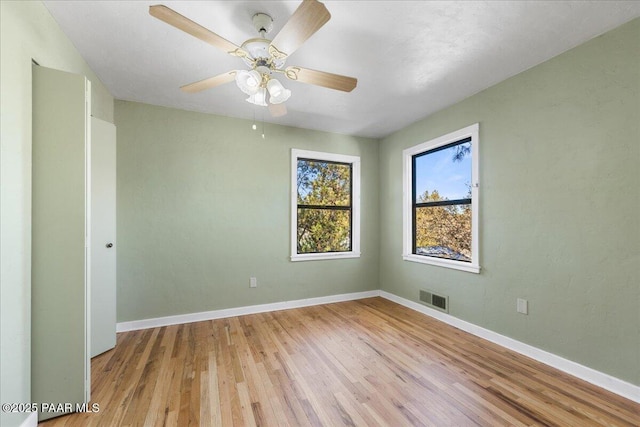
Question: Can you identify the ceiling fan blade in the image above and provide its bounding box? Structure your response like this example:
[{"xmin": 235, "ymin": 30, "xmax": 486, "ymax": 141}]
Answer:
[
  {"xmin": 269, "ymin": 103, "xmax": 288, "ymax": 117},
  {"xmin": 284, "ymin": 66, "xmax": 357, "ymax": 92},
  {"xmin": 180, "ymin": 71, "xmax": 237, "ymax": 93},
  {"xmin": 268, "ymin": 0, "xmax": 331, "ymax": 60},
  {"xmin": 149, "ymin": 5, "xmax": 248, "ymax": 58}
]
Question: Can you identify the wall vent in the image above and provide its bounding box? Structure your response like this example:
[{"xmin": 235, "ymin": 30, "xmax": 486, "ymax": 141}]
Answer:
[{"xmin": 419, "ymin": 289, "xmax": 449, "ymax": 313}]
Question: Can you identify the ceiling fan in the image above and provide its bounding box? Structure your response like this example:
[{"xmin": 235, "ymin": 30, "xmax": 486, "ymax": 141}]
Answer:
[{"xmin": 149, "ymin": 0, "xmax": 357, "ymax": 116}]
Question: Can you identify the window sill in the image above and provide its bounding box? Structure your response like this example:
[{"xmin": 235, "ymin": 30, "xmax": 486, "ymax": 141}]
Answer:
[
  {"xmin": 403, "ymin": 254, "xmax": 480, "ymax": 274},
  {"xmin": 291, "ymin": 252, "xmax": 361, "ymax": 262}
]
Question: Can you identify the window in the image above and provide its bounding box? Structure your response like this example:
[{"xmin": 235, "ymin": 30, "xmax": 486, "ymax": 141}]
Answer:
[
  {"xmin": 291, "ymin": 149, "xmax": 360, "ymax": 261},
  {"xmin": 402, "ymin": 124, "xmax": 480, "ymax": 273}
]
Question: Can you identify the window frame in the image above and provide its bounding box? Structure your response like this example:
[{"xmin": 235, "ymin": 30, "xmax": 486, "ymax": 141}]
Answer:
[
  {"xmin": 291, "ymin": 149, "xmax": 361, "ymax": 262},
  {"xmin": 402, "ymin": 124, "xmax": 480, "ymax": 273}
]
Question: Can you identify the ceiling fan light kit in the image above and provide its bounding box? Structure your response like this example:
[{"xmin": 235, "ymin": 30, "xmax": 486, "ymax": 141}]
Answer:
[
  {"xmin": 235, "ymin": 69, "xmax": 262, "ymax": 95},
  {"xmin": 267, "ymin": 79, "xmax": 291, "ymax": 104},
  {"xmin": 149, "ymin": 0, "xmax": 357, "ymax": 114},
  {"xmin": 246, "ymin": 88, "xmax": 268, "ymax": 107}
]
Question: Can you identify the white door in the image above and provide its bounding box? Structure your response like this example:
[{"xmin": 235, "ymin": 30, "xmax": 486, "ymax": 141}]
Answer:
[
  {"xmin": 32, "ymin": 64, "xmax": 91, "ymax": 421},
  {"xmin": 91, "ymin": 117, "xmax": 117, "ymax": 357}
]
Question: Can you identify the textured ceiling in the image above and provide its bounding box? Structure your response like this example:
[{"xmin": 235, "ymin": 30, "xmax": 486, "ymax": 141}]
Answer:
[{"xmin": 43, "ymin": 1, "xmax": 640, "ymax": 139}]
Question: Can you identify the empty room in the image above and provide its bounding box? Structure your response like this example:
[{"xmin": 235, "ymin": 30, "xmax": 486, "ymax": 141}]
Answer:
[{"xmin": 1, "ymin": 1, "xmax": 639, "ymax": 426}]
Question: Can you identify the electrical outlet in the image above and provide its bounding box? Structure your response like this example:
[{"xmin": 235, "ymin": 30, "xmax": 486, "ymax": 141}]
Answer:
[
  {"xmin": 250, "ymin": 277, "xmax": 257, "ymax": 288},
  {"xmin": 517, "ymin": 298, "xmax": 528, "ymax": 315}
]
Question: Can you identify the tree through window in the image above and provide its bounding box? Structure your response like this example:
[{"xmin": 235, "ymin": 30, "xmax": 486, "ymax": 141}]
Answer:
[
  {"xmin": 402, "ymin": 124, "xmax": 480, "ymax": 273},
  {"xmin": 291, "ymin": 150, "xmax": 360, "ymax": 261},
  {"xmin": 413, "ymin": 138, "xmax": 472, "ymax": 262},
  {"xmin": 297, "ymin": 159, "xmax": 352, "ymax": 253}
]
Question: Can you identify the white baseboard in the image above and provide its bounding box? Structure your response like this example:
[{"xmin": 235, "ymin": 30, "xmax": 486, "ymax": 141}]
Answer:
[
  {"xmin": 19, "ymin": 412, "xmax": 38, "ymax": 427},
  {"xmin": 379, "ymin": 290, "xmax": 640, "ymax": 404},
  {"xmin": 116, "ymin": 290, "xmax": 380, "ymax": 333},
  {"xmin": 115, "ymin": 289, "xmax": 638, "ymax": 403}
]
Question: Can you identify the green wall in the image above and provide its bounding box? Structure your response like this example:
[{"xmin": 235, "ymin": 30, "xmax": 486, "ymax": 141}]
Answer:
[
  {"xmin": 0, "ymin": 2, "xmax": 114, "ymax": 426},
  {"xmin": 114, "ymin": 101, "xmax": 379, "ymax": 321},
  {"xmin": 379, "ymin": 19, "xmax": 639, "ymax": 385}
]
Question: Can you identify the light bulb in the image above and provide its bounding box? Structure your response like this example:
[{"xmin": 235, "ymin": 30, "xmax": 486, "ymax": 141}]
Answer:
[
  {"xmin": 267, "ymin": 79, "xmax": 283, "ymax": 97},
  {"xmin": 246, "ymin": 76, "xmax": 258, "ymax": 88},
  {"xmin": 252, "ymin": 124, "xmax": 257, "ymax": 130}
]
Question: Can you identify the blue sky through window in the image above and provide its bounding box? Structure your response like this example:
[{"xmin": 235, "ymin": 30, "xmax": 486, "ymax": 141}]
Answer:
[{"xmin": 415, "ymin": 142, "xmax": 472, "ymax": 200}]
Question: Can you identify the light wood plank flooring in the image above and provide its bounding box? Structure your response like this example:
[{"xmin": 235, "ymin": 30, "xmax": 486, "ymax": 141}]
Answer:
[{"xmin": 41, "ymin": 297, "xmax": 639, "ymax": 426}]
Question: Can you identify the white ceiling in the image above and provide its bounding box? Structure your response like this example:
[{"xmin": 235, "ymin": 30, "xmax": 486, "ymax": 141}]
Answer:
[{"xmin": 43, "ymin": 1, "xmax": 640, "ymax": 139}]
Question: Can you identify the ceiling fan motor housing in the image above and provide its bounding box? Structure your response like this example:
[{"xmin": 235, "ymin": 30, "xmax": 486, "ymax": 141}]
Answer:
[
  {"xmin": 241, "ymin": 39, "xmax": 286, "ymax": 70},
  {"xmin": 241, "ymin": 13, "xmax": 287, "ymax": 70}
]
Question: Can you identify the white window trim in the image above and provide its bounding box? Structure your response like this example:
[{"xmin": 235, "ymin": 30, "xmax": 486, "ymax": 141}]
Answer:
[
  {"xmin": 402, "ymin": 123, "xmax": 480, "ymax": 273},
  {"xmin": 291, "ymin": 149, "xmax": 361, "ymax": 262}
]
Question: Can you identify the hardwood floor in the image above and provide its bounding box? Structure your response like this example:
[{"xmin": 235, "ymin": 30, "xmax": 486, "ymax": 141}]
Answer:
[{"xmin": 40, "ymin": 297, "xmax": 639, "ymax": 426}]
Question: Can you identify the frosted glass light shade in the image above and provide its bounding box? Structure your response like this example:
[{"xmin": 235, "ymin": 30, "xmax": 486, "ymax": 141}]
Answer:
[
  {"xmin": 267, "ymin": 79, "xmax": 291, "ymax": 104},
  {"xmin": 235, "ymin": 70, "xmax": 262, "ymax": 95},
  {"xmin": 246, "ymin": 87, "xmax": 267, "ymax": 106}
]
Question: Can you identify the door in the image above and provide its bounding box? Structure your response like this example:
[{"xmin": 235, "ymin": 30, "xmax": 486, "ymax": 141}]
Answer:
[
  {"xmin": 32, "ymin": 65, "xmax": 91, "ymax": 421},
  {"xmin": 91, "ymin": 117, "xmax": 117, "ymax": 357}
]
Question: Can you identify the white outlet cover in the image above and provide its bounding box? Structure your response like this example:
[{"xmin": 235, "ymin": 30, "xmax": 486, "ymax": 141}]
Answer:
[
  {"xmin": 517, "ymin": 298, "xmax": 528, "ymax": 314},
  {"xmin": 250, "ymin": 277, "xmax": 257, "ymax": 288}
]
